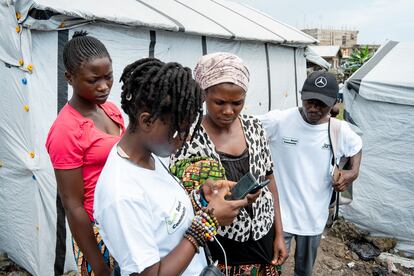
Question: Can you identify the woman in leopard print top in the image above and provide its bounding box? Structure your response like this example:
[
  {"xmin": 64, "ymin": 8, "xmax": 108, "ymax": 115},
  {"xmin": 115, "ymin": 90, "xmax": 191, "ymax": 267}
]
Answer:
[{"xmin": 170, "ymin": 52, "xmax": 287, "ymax": 276}]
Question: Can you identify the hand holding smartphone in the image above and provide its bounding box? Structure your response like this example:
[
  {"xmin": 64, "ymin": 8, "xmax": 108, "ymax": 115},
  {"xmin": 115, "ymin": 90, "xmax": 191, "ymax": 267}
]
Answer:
[{"xmin": 226, "ymin": 172, "xmax": 270, "ymax": 200}]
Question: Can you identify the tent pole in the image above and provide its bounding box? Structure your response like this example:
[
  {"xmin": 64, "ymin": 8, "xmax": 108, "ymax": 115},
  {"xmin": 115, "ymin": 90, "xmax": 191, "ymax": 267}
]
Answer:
[
  {"xmin": 265, "ymin": 43, "xmax": 272, "ymax": 111},
  {"xmin": 294, "ymin": 49, "xmax": 298, "ymax": 107},
  {"xmin": 202, "ymin": 36, "xmax": 207, "ymax": 55},
  {"xmin": 54, "ymin": 29, "xmax": 69, "ymax": 275},
  {"xmin": 149, "ymin": 31, "xmax": 156, "ymax": 58}
]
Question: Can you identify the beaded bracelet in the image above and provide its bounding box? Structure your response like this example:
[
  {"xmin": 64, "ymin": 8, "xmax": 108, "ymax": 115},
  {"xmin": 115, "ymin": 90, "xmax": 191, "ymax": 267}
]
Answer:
[
  {"xmin": 186, "ymin": 226, "xmax": 206, "ymax": 247},
  {"xmin": 194, "ymin": 210, "xmax": 218, "ymax": 242},
  {"xmin": 199, "ymin": 189, "xmax": 208, "ymax": 207},
  {"xmin": 190, "ymin": 187, "xmax": 210, "ymax": 214},
  {"xmin": 190, "ymin": 189, "xmax": 203, "ymax": 212},
  {"xmin": 184, "ymin": 233, "xmax": 199, "ymax": 253},
  {"xmin": 204, "ymin": 207, "xmax": 219, "ymax": 229},
  {"xmin": 184, "ymin": 210, "xmax": 219, "ymax": 250}
]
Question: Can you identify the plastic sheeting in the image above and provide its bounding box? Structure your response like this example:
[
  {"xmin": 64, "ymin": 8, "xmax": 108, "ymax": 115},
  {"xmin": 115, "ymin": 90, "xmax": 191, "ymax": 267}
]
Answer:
[
  {"xmin": 341, "ymin": 41, "xmax": 414, "ymax": 254},
  {"xmin": 1, "ymin": 1, "xmax": 312, "ymax": 274},
  {"xmin": 27, "ymin": 0, "xmax": 317, "ymax": 45},
  {"xmin": 304, "ymin": 46, "xmax": 331, "ymax": 69},
  {"xmin": 0, "ymin": 30, "xmax": 76, "ymax": 275},
  {"xmin": 268, "ymin": 46, "xmax": 307, "ymax": 110},
  {"xmin": 0, "ymin": 1, "xmax": 21, "ymax": 66},
  {"xmin": 352, "ymin": 42, "xmax": 414, "ymax": 106}
]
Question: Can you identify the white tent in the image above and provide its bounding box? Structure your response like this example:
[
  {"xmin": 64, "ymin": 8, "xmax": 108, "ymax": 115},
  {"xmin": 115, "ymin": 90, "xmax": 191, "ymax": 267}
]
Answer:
[
  {"xmin": 304, "ymin": 46, "xmax": 331, "ymax": 69},
  {"xmin": 0, "ymin": 0, "xmax": 317, "ymax": 275},
  {"xmin": 341, "ymin": 40, "xmax": 414, "ymax": 254}
]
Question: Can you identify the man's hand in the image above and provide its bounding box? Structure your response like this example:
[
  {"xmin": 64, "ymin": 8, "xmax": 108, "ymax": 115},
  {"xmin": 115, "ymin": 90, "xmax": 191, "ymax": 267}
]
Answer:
[{"xmin": 332, "ymin": 169, "xmax": 358, "ymax": 192}]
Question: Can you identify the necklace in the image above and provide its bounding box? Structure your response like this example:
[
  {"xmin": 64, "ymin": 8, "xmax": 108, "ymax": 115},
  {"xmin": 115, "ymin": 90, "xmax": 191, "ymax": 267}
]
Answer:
[{"xmin": 117, "ymin": 145, "xmax": 130, "ymax": 159}]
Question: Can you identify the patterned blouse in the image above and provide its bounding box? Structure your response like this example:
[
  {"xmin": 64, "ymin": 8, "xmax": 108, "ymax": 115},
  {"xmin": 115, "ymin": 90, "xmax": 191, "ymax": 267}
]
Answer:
[{"xmin": 170, "ymin": 114, "xmax": 274, "ymax": 242}]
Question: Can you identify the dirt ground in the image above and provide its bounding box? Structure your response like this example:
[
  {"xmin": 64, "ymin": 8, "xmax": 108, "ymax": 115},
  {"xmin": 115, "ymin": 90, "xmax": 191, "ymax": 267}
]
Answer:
[
  {"xmin": 282, "ymin": 218, "xmax": 414, "ymax": 276},
  {"xmin": 2, "ymin": 217, "xmax": 413, "ymax": 276}
]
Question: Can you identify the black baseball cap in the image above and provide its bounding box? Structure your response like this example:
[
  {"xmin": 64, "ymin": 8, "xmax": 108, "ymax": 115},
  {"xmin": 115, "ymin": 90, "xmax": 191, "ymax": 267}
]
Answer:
[{"xmin": 301, "ymin": 70, "xmax": 338, "ymax": 107}]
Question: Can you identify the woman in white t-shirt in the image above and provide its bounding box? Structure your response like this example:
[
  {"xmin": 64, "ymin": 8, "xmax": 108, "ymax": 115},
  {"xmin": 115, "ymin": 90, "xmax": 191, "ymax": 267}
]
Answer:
[{"xmin": 93, "ymin": 58, "xmax": 248, "ymax": 276}]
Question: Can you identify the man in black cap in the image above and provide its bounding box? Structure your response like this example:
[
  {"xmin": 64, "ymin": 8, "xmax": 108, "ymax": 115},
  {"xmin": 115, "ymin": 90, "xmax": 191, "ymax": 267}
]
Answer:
[{"xmin": 259, "ymin": 71, "xmax": 362, "ymax": 276}]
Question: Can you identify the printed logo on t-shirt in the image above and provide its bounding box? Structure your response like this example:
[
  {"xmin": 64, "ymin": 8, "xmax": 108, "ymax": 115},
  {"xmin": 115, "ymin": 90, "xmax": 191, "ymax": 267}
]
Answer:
[
  {"xmin": 165, "ymin": 199, "xmax": 187, "ymax": 234},
  {"xmin": 321, "ymin": 143, "xmax": 332, "ymax": 150},
  {"xmin": 282, "ymin": 137, "xmax": 299, "ymax": 146}
]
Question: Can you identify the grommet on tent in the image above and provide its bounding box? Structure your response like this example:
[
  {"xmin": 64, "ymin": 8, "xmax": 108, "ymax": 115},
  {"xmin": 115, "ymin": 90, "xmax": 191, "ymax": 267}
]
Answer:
[
  {"xmin": 21, "ymin": 78, "xmax": 27, "ymax": 85},
  {"xmin": 27, "ymin": 64, "xmax": 33, "ymax": 72},
  {"xmin": 15, "ymin": 25, "xmax": 21, "ymax": 33},
  {"xmin": 32, "ymin": 175, "xmax": 37, "ymax": 181},
  {"xmin": 29, "ymin": 151, "xmax": 35, "ymax": 159},
  {"xmin": 59, "ymin": 22, "xmax": 65, "ymax": 28},
  {"xmin": 18, "ymin": 59, "xmax": 24, "ymax": 66},
  {"xmin": 16, "ymin": 12, "xmax": 21, "ymax": 20},
  {"xmin": 24, "ymin": 104, "xmax": 29, "ymax": 112}
]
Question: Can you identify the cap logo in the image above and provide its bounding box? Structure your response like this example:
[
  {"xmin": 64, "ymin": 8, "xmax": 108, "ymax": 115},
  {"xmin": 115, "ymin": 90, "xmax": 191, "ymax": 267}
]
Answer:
[{"xmin": 315, "ymin": 76, "xmax": 327, "ymax": 88}]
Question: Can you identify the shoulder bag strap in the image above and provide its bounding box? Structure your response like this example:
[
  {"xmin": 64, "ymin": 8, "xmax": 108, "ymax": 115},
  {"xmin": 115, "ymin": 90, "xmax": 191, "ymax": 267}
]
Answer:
[{"xmin": 328, "ymin": 118, "xmax": 341, "ymax": 221}]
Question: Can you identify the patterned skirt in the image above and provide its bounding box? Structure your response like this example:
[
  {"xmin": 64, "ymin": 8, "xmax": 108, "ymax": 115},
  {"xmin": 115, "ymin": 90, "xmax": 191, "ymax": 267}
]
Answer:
[
  {"xmin": 217, "ymin": 263, "xmax": 282, "ymax": 276},
  {"xmin": 72, "ymin": 224, "xmax": 116, "ymax": 276}
]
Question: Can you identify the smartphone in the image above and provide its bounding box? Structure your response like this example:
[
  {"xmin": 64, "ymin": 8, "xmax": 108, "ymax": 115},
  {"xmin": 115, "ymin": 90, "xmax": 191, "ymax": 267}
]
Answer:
[{"xmin": 226, "ymin": 172, "xmax": 270, "ymax": 200}]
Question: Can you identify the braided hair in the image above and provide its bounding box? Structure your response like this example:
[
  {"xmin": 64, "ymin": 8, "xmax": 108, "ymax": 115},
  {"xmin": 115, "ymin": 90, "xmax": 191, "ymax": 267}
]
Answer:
[
  {"xmin": 120, "ymin": 58, "xmax": 204, "ymax": 142},
  {"xmin": 63, "ymin": 30, "xmax": 111, "ymax": 74}
]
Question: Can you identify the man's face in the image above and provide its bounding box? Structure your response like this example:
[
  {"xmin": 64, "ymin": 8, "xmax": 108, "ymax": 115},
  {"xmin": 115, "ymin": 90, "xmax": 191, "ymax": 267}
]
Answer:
[{"xmin": 301, "ymin": 99, "xmax": 333, "ymax": 124}]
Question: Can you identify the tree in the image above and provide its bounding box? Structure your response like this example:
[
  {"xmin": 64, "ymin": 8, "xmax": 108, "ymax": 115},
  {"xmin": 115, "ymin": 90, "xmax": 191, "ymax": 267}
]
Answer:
[{"xmin": 343, "ymin": 46, "xmax": 373, "ymax": 77}]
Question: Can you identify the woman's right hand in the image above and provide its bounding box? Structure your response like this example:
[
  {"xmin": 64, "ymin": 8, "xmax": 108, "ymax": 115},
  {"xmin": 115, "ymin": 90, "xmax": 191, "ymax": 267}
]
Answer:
[{"xmin": 206, "ymin": 185, "xmax": 248, "ymax": 226}]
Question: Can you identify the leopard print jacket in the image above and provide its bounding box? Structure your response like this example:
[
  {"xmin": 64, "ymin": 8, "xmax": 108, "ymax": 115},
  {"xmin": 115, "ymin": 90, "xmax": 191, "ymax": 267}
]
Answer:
[{"xmin": 170, "ymin": 114, "xmax": 275, "ymax": 242}]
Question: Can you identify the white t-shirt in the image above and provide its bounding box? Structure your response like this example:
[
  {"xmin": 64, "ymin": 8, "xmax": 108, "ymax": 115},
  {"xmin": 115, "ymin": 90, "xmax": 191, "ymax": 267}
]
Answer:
[
  {"xmin": 94, "ymin": 146, "xmax": 207, "ymax": 275},
  {"xmin": 258, "ymin": 108, "xmax": 362, "ymax": 235}
]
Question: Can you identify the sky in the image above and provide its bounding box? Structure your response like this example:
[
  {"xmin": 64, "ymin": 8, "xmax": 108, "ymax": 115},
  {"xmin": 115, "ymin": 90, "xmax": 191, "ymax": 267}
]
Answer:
[{"xmin": 234, "ymin": 0, "xmax": 414, "ymax": 45}]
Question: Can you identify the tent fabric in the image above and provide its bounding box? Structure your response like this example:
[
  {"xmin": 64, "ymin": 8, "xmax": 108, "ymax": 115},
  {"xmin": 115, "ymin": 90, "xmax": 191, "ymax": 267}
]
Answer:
[
  {"xmin": 308, "ymin": 45, "xmax": 341, "ymax": 58},
  {"xmin": 346, "ymin": 41, "xmax": 414, "ymax": 106},
  {"xmin": 304, "ymin": 46, "xmax": 331, "ymax": 69},
  {"xmin": 341, "ymin": 41, "xmax": 414, "ymax": 254},
  {"xmin": 26, "ymin": 0, "xmax": 317, "ymax": 44},
  {"xmin": 0, "ymin": 30, "xmax": 76, "ymax": 275},
  {"xmin": 0, "ymin": 3, "xmax": 21, "ymax": 66},
  {"xmin": 0, "ymin": 1, "xmax": 312, "ymax": 275}
]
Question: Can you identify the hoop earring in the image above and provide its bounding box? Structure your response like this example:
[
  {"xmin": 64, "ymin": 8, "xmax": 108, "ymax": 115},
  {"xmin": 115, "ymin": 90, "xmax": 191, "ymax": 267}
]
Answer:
[{"xmin": 126, "ymin": 93, "xmax": 132, "ymax": 101}]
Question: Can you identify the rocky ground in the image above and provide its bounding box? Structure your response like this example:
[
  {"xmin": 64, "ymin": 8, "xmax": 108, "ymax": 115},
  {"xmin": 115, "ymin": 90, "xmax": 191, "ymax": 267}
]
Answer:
[
  {"xmin": 283, "ymin": 218, "xmax": 414, "ymax": 276},
  {"xmin": 0, "ymin": 252, "xmax": 29, "ymax": 276},
  {"xmin": 1, "ymin": 217, "xmax": 413, "ymax": 275}
]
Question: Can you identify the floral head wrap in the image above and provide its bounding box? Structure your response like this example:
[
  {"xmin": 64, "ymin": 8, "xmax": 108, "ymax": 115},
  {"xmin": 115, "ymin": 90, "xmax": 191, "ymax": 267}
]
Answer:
[{"xmin": 194, "ymin": 52, "xmax": 250, "ymax": 92}]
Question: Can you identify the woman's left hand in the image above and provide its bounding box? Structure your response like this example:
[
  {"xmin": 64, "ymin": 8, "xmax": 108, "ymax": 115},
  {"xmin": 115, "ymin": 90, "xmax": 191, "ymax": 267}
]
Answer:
[
  {"xmin": 202, "ymin": 179, "xmax": 234, "ymax": 202},
  {"xmin": 271, "ymin": 235, "xmax": 288, "ymax": 266}
]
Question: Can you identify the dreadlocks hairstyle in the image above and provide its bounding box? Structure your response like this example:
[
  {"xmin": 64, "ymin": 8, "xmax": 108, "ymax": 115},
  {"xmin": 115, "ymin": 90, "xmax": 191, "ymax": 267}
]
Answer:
[
  {"xmin": 120, "ymin": 58, "xmax": 204, "ymax": 142},
  {"xmin": 63, "ymin": 30, "xmax": 111, "ymax": 74}
]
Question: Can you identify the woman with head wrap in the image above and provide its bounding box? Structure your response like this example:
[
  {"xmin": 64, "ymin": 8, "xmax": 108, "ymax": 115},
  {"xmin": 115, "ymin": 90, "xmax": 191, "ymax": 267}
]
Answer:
[{"xmin": 170, "ymin": 53, "xmax": 288, "ymax": 275}]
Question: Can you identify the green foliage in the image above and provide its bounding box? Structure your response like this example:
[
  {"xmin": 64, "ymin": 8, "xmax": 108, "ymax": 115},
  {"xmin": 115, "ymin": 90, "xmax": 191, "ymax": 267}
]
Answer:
[{"xmin": 343, "ymin": 46, "xmax": 373, "ymax": 76}]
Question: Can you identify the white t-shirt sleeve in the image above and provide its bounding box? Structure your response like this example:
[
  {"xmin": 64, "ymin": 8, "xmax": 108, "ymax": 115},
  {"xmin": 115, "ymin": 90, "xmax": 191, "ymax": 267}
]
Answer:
[
  {"xmin": 257, "ymin": 109, "xmax": 282, "ymax": 142},
  {"xmin": 96, "ymin": 195, "xmax": 160, "ymax": 275},
  {"xmin": 340, "ymin": 121, "xmax": 363, "ymax": 157}
]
